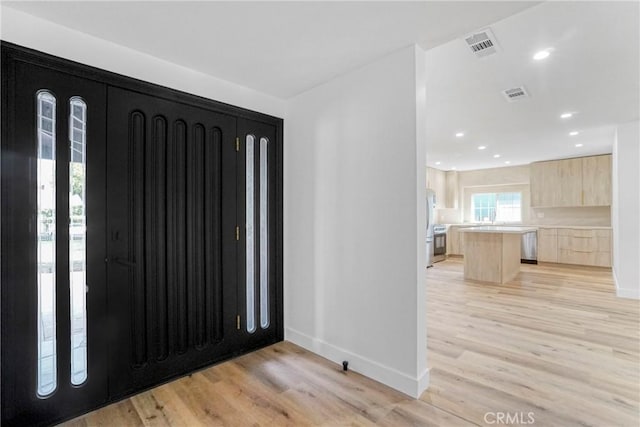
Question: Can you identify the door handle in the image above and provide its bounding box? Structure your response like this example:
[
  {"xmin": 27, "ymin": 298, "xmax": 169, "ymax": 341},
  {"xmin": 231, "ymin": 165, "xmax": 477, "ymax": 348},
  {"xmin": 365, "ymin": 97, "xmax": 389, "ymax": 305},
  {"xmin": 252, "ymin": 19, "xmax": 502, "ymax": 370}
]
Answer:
[{"xmin": 112, "ymin": 257, "xmax": 136, "ymax": 267}]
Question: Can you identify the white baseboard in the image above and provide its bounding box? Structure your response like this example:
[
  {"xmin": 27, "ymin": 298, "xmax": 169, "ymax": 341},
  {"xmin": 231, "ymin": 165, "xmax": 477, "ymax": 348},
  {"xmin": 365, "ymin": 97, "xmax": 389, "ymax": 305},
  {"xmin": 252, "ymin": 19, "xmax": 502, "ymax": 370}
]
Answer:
[
  {"xmin": 285, "ymin": 327, "xmax": 429, "ymax": 398},
  {"xmin": 613, "ymin": 269, "xmax": 640, "ymax": 299},
  {"xmin": 617, "ymin": 288, "xmax": 640, "ymax": 299}
]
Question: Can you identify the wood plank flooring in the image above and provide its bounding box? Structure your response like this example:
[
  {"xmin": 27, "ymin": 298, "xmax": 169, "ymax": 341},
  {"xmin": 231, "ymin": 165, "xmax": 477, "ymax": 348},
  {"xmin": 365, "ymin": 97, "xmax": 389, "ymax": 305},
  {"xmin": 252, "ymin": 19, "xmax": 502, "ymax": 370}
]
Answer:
[
  {"xmin": 61, "ymin": 260, "xmax": 639, "ymax": 426},
  {"xmin": 424, "ymin": 259, "xmax": 639, "ymax": 427}
]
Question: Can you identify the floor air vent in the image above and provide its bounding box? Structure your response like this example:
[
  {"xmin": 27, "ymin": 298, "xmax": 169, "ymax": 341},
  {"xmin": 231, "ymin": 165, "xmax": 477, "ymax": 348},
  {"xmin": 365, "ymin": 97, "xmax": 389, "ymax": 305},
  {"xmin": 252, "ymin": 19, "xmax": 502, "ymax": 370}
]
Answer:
[
  {"xmin": 502, "ymin": 86, "xmax": 529, "ymax": 102},
  {"xmin": 464, "ymin": 29, "xmax": 499, "ymax": 58}
]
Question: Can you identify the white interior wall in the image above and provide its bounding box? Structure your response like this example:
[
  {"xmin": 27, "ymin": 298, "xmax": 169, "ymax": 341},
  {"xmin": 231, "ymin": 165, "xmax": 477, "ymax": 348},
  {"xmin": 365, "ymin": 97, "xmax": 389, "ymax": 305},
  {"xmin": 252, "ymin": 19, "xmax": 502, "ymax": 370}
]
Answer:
[
  {"xmin": 284, "ymin": 45, "xmax": 428, "ymax": 398},
  {"xmin": 2, "ymin": 6, "xmax": 429, "ymax": 398},
  {"xmin": 0, "ymin": 7, "xmax": 285, "ymax": 118},
  {"xmin": 612, "ymin": 121, "xmax": 640, "ymax": 299}
]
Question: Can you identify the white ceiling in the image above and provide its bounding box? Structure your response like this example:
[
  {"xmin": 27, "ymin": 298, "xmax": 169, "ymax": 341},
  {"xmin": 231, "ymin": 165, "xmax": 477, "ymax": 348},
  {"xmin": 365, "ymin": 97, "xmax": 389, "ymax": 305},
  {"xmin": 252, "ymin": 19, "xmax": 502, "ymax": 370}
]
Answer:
[
  {"xmin": 4, "ymin": 1, "xmax": 540, "ymax": 98},
  {"xmin": 5, "ymin": 1, "xmax": 637, "ymax": 172},
  {"xmin": 425, "ymin": 1, "xmax": 640, "ymax": 171}
]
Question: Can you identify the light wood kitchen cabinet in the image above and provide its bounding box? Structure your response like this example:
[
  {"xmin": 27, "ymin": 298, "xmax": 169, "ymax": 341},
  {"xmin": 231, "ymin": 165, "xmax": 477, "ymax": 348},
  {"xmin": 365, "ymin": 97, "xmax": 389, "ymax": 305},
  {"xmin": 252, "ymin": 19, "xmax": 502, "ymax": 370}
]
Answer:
[
  {"xmin": 537, "ymin": 228, "xmax": 558, "ymax": 263},
  {"xmin": 582, "ymin": 155, "xmax": 612, "ymax": 206},
  {"xmin": 530, "ymin": 160, "xmax": 559, "ymax": 207},
  {"xmin": 426, "ymin": 167, "xmax": 446, "ymax": 208},
  {"xmin": 446, "ymin": 227, "xmax": 458, "ymax": 255},
  {"xmin": 530, "ymin": 155, "xmax": 611, "ymax": 207},
  {"xmin": 445, "ymin": 170, "xmax": 458, "ymax": 209},
  {"xmin": 447, "ymin": 225, "xmax": 467, "ymax": 256},
  {"xmin": 557, "ymin": 158, "xmax": 583, "ymax": 206},
  {"xmin": 557, "ymin": 228, "xmax": 611, "ymax": 267}
]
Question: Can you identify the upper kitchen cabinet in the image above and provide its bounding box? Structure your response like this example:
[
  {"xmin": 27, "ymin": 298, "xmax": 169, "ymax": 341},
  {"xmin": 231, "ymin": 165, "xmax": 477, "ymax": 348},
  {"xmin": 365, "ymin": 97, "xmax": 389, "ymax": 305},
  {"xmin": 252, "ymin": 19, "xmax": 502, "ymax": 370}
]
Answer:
[
  {"xmin": 582, "ymin": 155, "xmax": 612, "ymax": 206},
  {"xmin": 530, "ymin": 154, "xmax": 611, "ymax": 207},
  {"xmin": 426, "ymin": 167, "xmax": 458, "ymax": 209},
  {"xmin": 530, "ymin": 159, "xmax": 560, "ymax": 207},
  {"xmin": 558, "ymin": 157, "xmax": 583, "ymax": 206},
  {"xmin": 426, "ymin": 167, "xmax": 446, "ymax": 207},
  {"xmin": 445, "ymin": 170, "xmax": 459, "ymax": 209}
]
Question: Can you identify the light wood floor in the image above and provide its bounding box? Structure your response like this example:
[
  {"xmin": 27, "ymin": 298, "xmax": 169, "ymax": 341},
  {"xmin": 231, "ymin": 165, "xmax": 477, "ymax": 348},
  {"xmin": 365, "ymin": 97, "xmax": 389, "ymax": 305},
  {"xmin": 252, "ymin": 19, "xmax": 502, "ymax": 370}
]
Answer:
[
  {"xmin": 62, "ymin": 260, "xmax": 639, "ymax": 426},
  {"xmin": 424, "ymin": 259, "xmax": 639, "ymax": 426}
]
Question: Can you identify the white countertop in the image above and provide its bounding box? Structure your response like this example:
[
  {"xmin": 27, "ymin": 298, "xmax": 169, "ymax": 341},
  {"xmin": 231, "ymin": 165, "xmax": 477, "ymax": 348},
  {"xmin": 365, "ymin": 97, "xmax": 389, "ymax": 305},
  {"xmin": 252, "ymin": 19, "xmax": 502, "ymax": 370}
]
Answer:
[
  {"xmin": 444, "ymin": 224, "xmax": 611, "ymax": 230},
  {"xmin": 532, "ymin": 225, "xmax": 612, "ymax": 230},
  {"xmin": 459, "ymin": 226, "xmax": 538, "ymax": 234}
]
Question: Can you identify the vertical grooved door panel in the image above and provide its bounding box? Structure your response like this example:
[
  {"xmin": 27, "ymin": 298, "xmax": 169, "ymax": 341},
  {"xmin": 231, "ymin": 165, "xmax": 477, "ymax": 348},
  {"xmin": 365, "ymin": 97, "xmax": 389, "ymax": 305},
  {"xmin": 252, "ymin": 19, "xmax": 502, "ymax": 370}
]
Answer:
[
  {"xmin": 187, "ymin": 124, "xmax": 206, "ymax": 349},
  {"xmin": 129, "ymin": 111, "xmax": 148, "ymax": 367},
  {"xmin": 106, "ymin": 87, "xmax": 237, "ymax": 398},
  {"xmin": 173, "ymin": 120, "xmax": 188, "ymax": 354},
  {"xmin": 206, "ymin": 127, "xmax": 223, "ymax": 343},
  {"xmin": 153, "ymin": 115, "xmax": 168, "ymax": 361}
]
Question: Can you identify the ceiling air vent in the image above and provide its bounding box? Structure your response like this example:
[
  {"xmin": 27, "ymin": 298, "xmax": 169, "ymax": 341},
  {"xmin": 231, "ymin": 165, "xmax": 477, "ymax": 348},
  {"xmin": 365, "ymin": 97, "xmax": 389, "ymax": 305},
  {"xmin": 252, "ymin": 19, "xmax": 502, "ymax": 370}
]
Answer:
[
  {"xmin": 464, "ymin": 28, "xmax": 499, "ymax": 58},
  {"xmin": 502, "ymin": 86, "xmax": 529, "ymax": 102}
]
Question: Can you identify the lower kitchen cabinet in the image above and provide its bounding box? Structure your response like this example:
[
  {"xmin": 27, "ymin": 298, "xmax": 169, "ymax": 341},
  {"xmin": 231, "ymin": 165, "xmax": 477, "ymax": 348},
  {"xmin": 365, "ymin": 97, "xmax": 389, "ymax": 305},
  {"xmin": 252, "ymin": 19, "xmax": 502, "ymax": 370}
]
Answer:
[
  {"xmin": 446, "ymin": 226, "xmax": 612, "ymax": 267},
  {"xmin": 447, "ymin": 226, "xmax": 470, "ymax": 256},
  {"xmin": 447, "ymin": 227, "xmax": 460, "ymax": 255},
  {"xmin": 538, "ymin": 228, "xmax": 558, "ymax": 263},
  {"xmin": 557, "ymin": 229, "xmax": 611, "ymax": 267}
]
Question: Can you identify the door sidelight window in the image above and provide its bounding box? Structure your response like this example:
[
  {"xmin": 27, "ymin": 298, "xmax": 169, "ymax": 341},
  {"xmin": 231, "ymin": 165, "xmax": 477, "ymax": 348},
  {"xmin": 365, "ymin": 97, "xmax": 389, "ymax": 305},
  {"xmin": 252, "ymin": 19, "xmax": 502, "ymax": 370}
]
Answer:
[
  {"xmin": 69, "ymin": 97, "xmax": 88, "ymax": 386},
  {"xmin": 245, "ymin": 135, "xmax": 256, "ymax": 333},
  {"xmin": 36, "ymin": 90, "xmax": 57, "ymax": 397},
  {"xmin": 259, "ymin": 137, "xmax": 269, "ymax": 329},
  {"xmin": 245, "ymin": 135, "xmax": 270, "ymax": 333}
]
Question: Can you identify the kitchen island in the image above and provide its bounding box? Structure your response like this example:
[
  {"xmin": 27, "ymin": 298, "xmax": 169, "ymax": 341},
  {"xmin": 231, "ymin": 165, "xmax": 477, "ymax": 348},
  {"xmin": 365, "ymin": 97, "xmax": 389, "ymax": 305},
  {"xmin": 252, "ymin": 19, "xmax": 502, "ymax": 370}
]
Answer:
[{"xmin": 459, "ymin": 226, "xmax": 537, "ymax": 284}]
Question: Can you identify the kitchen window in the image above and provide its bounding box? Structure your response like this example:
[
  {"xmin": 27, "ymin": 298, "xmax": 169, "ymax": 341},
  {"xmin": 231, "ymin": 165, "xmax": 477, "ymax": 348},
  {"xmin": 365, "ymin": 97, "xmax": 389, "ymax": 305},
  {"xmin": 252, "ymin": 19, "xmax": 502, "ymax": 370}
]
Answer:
[{"xmin": 472, "ymin": 192, "xmax": 522, "ymax": 223}]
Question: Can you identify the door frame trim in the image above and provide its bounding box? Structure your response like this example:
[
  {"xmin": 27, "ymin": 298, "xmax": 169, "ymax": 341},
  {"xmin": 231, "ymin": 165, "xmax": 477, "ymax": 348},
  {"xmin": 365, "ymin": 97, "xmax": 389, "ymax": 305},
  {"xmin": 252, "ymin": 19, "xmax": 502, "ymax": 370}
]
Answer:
[{"xmin": 1, "ymin": 41, "xmax": 283, "ymax": 124}]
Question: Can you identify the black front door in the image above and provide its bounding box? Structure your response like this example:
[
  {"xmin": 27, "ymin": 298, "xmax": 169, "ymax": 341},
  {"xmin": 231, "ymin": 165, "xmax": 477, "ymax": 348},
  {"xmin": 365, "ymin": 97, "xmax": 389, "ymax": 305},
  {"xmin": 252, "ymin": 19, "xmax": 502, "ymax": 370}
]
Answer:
[
  {"xmin": 2, "ymin": 43, "xmax": 283, "ymax": 427},
  {"xmin": 105, "ymin": 87, "xmax": 239, "ymax": 398},
  {"xmin": 1, "ymin": 61, "xmax": 109, "ymax": 425}
]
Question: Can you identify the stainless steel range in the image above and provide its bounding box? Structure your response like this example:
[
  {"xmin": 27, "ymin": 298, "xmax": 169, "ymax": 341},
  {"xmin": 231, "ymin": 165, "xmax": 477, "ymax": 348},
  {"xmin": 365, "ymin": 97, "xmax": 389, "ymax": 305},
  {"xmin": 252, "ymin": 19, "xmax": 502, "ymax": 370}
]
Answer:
[{"xmin": 433, "ymin": 224, "xmax": 447, "ymax": 263}]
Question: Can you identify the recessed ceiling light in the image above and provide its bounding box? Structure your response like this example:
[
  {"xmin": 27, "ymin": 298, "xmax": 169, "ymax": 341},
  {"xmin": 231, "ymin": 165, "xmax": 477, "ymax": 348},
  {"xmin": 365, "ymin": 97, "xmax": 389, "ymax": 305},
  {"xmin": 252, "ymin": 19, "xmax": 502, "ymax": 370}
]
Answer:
[
  {"xmin": 478, "ymin": 146, "xmax": 486, "ymax": 150},
  {"xmin": 533, "ymin": 49, "xmax": 551, "ymax": 60},
  {"xmin": 569, "ymin": 131, "xmax": 579, "ymax": 136},
  {"xmin": 435, "ymin": 161, "xmax": 441, "ymax": 165},
  {"xmin": 560, "ymin": 112, "xmax": 573, "ymax": 119},
  {"xmin": 505, "ymin": 161, "xmax": 511, "ymax": 164},
  {"xmin": 493, "ymin": 154, "xmax": 501, "ymax": 158},
  {"xmin": 455, "ymin": 132, "xmax": 465, "ymax": 138},
  {"xmin": 575, "ymin": 143, "xmax": 583, "ymax": 147}
]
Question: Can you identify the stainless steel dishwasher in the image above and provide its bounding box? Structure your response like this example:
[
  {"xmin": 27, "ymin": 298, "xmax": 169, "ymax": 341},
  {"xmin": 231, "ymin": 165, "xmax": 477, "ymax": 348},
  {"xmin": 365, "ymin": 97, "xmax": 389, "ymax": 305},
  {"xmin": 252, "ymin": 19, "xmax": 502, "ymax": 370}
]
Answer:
[{"xmin": 521, "ymin": 230, "xmax": 538, "ymax": 264}]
